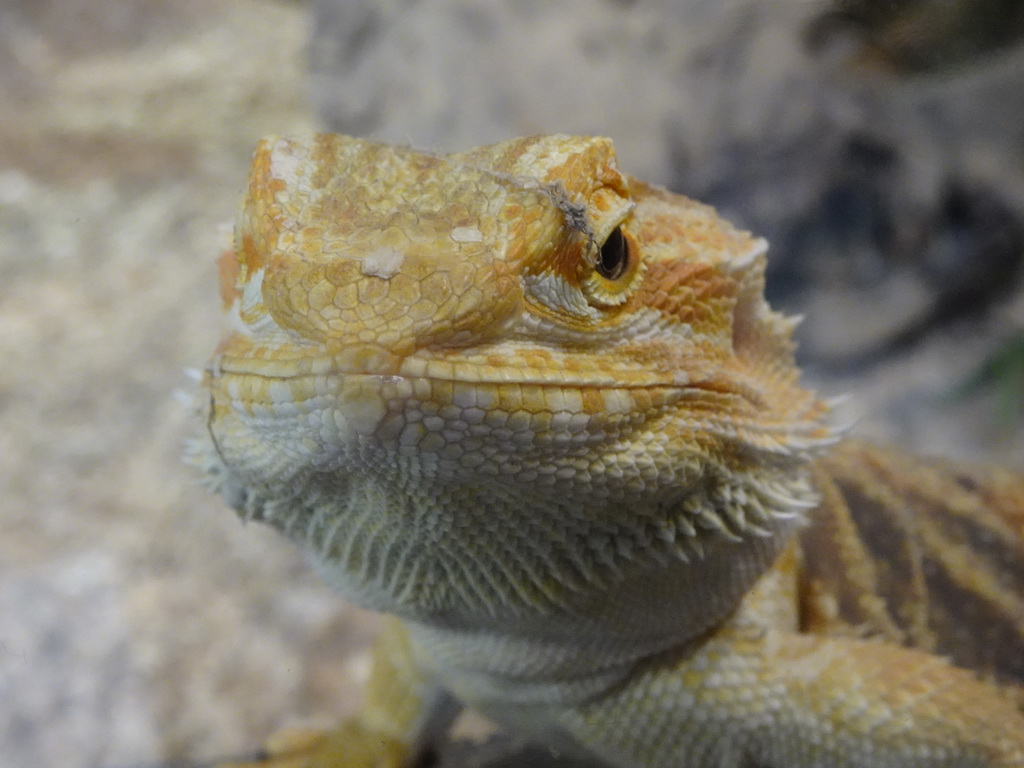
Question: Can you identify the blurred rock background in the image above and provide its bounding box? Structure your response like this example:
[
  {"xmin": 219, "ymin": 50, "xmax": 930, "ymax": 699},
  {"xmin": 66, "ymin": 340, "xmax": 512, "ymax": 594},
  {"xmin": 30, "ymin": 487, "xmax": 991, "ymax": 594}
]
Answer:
[{"xmin": 0, "ymin": 1, "xmax": 1021, "ymax": 766}]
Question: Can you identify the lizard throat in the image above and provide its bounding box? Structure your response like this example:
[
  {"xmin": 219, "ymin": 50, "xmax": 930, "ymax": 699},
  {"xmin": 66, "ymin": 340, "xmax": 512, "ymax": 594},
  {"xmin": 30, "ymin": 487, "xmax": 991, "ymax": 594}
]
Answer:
[{"xmin": 192, "ymin": 415, "xmax": 818, "ymax": 629}]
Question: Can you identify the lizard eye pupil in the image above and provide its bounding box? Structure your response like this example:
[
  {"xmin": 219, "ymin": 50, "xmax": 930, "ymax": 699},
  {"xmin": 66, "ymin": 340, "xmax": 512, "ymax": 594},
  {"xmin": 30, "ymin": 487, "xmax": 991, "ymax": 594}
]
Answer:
[{"xmin": 596, "ymin": 226, "xmax": 629, "ymax": 280}]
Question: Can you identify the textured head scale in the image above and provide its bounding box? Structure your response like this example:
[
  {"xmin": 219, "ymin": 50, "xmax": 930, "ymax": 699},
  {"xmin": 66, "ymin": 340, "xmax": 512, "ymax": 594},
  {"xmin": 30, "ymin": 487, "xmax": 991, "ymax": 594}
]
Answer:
[{"xmin": 198, "ymin": 134, "xmax": 835, "ymax": 621}]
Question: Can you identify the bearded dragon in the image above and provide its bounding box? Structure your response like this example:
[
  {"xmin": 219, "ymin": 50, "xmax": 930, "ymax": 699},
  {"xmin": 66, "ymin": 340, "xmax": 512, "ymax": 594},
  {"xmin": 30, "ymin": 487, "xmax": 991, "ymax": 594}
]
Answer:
[{"xmin": 191, "ymin": 134, "xmax": 1024, "ymax": 767}]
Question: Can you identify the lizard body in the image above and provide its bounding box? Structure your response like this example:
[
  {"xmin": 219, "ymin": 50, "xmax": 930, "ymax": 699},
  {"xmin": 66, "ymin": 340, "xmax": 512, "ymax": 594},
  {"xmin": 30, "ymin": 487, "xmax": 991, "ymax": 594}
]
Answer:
[{"xmin": 192, "ymin": 134, "xmax": 1024, "ymax": 767}]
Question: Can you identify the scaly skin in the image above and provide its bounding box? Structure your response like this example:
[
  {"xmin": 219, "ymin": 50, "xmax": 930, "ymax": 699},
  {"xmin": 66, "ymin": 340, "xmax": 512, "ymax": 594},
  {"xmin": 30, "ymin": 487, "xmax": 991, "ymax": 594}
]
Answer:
[{"xmin": 191, "ymin": 134, "xmax": 1024, "ymax": 767}]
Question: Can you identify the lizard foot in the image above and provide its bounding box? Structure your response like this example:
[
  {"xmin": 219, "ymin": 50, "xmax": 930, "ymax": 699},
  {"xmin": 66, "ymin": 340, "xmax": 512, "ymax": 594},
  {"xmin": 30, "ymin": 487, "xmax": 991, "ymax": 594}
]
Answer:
[{"xmin": 218, "ymin": 723, "xmax": 409, "ymax": 768}]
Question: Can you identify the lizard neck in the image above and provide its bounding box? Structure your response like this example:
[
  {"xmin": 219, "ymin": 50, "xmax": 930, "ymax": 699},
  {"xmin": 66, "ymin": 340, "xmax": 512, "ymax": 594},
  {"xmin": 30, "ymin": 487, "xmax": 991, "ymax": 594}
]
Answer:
[{"xmin": 400, "ymin": 519, "xmax": 795, "ymax": 703}]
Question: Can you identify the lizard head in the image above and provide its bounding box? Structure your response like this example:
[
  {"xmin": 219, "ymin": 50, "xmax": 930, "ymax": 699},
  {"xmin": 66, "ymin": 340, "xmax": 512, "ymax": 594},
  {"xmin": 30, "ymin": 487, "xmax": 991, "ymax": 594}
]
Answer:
[{"xmin": 195, "ymin": 134, "xmax": 837, "ymax": 618}]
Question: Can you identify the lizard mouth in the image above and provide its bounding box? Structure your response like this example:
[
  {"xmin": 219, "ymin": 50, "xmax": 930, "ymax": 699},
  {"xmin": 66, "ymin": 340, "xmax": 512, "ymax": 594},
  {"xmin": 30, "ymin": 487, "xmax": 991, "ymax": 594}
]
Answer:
[
  {"xmin": 206, "ymin": 318, "xmax": 834, "ymax": 457},
  {"xmin": 209, "ymin": 334, "xmax": 695, "ymax": 391},
  {"xmin": 205, "ymin": 340, "xmax": 834, "ymax": 496},
  {"xmin": 205, "ymin": 332, "xmax": 723, "ymax": 449}
]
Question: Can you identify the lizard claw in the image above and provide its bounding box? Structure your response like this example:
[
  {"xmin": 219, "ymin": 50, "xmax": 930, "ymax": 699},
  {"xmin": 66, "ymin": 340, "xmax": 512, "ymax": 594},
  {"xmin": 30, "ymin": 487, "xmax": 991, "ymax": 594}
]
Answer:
[{"xmin": 217, "ymin": 723, "xmax": 409, "ymax": 768}]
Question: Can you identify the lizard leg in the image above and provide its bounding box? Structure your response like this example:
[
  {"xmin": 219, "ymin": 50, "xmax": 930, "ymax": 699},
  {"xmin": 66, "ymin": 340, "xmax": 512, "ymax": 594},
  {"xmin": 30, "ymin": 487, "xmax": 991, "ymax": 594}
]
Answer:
[
  {"xmin": 218, "ymin": 617, "xmax": 456, "ymax": 768},
  {"xmin": 557, "ymin": 622, "xmax": 1024, "ymax": 767}
]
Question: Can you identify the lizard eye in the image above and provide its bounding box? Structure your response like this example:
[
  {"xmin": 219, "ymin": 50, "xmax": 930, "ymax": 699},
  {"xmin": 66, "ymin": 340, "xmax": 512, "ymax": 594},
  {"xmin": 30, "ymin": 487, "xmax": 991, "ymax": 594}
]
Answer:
[
  {"xmin": 596, "ymin": 226, "xmax": 629, "ymax": 280},
  {"xmin": 580, "ymin": 216, "xmax": 641, "ymax": 309}
]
